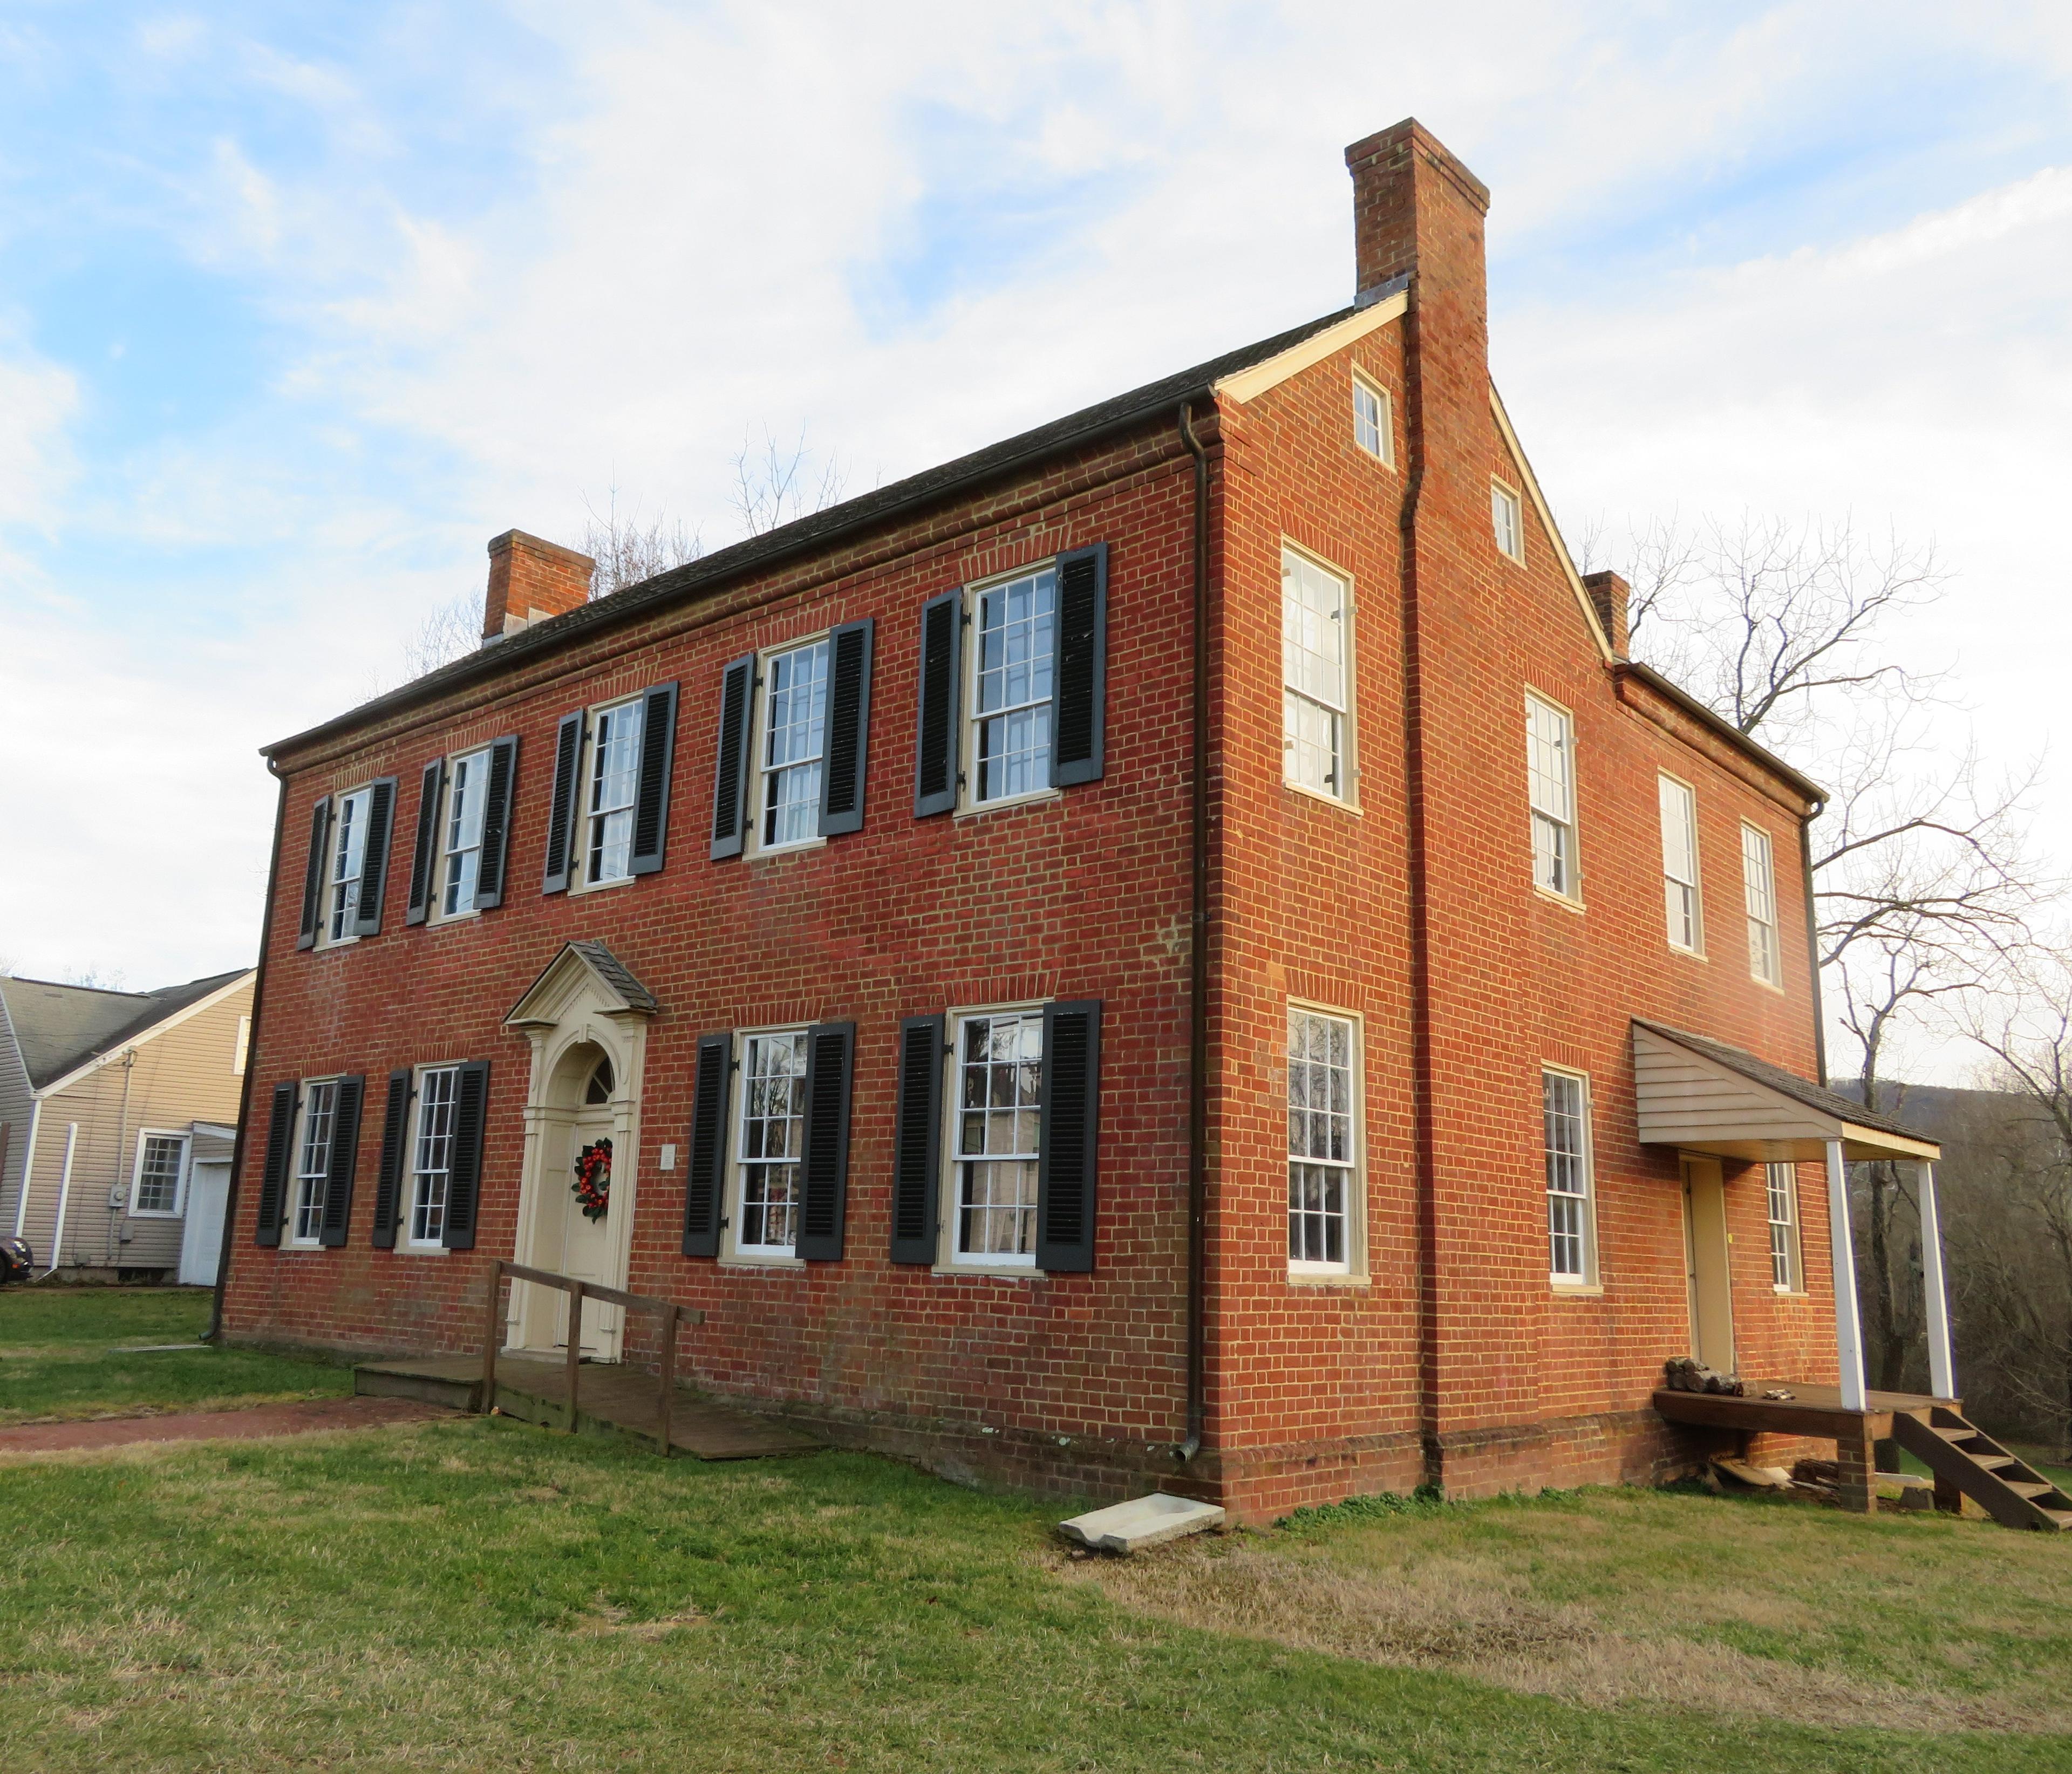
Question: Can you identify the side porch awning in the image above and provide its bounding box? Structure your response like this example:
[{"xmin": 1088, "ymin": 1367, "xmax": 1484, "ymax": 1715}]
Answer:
[{"xmin": 1632, "ymin": 1020, "xmax": 1940, "ymax": 1164}]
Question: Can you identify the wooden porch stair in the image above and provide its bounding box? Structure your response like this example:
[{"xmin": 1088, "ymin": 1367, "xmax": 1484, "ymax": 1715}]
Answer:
[{"xmin": 1891, "ymin": 1405, "xmax": 2072, "ymax": 1532}]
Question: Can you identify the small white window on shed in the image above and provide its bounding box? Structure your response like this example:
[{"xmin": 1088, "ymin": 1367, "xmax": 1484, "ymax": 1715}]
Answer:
[{"xmin": 1492, "ymin": 481, "xmax": 1525, "ymax": 562}]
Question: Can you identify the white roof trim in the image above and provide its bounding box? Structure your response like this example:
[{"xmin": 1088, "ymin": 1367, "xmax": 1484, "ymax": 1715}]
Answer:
[
  {"xmin": 1488, "ymin": 386, "xmax": 1616, "ymax": 665},
  {"xmin": 33, "ymin": 971, "xmax": 255, "ymax": 1102},
  {"xmin": 1215, "ymin": 292, "xmax": 1407, "ymax": 404}
]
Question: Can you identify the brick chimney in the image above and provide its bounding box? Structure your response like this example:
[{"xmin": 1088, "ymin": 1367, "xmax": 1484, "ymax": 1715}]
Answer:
[
  {"xmin": 481, "ymin": 530, "xmax": 595, "ymax": 643},
  {"xmin": 1581, "ymin": 570, "xmax": 1631, "ymax": 658}
]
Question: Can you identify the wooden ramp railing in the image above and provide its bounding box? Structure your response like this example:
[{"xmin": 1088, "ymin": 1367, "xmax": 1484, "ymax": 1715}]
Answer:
[
  {"xmin": 1892, "ymin": 1405, "xmax": 2072, "ymax": 1531},
  {"xmin": 482, "ymin": 1260, "xmax": 705, "ymax": 1457}
]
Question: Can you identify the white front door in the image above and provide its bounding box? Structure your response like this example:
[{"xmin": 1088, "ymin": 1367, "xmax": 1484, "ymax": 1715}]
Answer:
[
  {"xmin": 178, "ymin": 1162, "xmax": 230, "ymax": 1286},
  {"xmin": 555, "ymin": 1110, "xmax": 621, "ymax": 1355}
]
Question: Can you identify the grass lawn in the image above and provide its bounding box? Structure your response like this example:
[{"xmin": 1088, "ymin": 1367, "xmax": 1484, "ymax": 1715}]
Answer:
[
  {"xmin": 4, "ymin": 1419, "xmax": 2070, "ymax": 1772},
  {"xmin": 0, "ymin": 1287, "xmax": 351, "ymax": 1426}
]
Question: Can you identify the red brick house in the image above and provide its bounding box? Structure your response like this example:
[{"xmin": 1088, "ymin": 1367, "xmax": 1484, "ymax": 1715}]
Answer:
[{"xmin": 219, "ymin": 119, "xmax": 1944, "ymax": 1518}]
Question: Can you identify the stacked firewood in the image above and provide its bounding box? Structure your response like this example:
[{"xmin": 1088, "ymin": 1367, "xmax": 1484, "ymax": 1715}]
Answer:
[{"xmin": 1662, "ymin": 1356, "xmax": 1746, "ymax": 1396}]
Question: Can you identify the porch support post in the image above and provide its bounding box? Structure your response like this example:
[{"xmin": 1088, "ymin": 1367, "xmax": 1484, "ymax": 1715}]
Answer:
[
  {"xmin": 1918, "ymin": 1161, "xmax": 1957, "ymax": 1401},
  {"xmin": 1825, "ymin": 1138, "xmax": 1867, "ymax": 1412}
]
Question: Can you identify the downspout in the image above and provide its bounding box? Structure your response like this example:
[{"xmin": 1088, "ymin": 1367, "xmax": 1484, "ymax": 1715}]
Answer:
[
  {"xmin": 207, "ymin": 766, "xmax": 287, "ymax": 1341},
  {"xmin": 1395, "ymin": 279, "xmax": 1442, "ymax": 1493},
  {"xmin": 11, "ymin": 1097, "xmax": 40, "ymax": 1241},
  {"xmin": 1176, "ymin": 399, "xmax": 1211, "ymax": 1462},
  {"xmin": 1799, "ymin": 801, "xmax": 1830, "ymax": 1087},
  {"xmin": 108, "ymin": 1047, "xmax": 137, "ymax": 1267},
  {"xmin": 43, "ymin": 1122, "xmax": 79, "ymax": 1277}
]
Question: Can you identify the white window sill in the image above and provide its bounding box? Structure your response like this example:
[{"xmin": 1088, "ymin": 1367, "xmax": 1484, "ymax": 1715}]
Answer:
[
  {"xmin": 128, "ymin": 1209, "xmax": 182, "ymax": 1221},
  {"xmin": 1550, "ymin": 1279, "xmax": 1604, "ymax": 1297},
  {"xmin": 398, "ymin": 1244, "xmax": 452, "ymax": 1257},
  {"xmin": 570, "ymin": 872, "xmax": 636, "ymax": 897},
  {"xmin": 720, "ymin": 1253, "xmax": 806, "ymax": 1271},
  {"xmin": 1533, "ymin": 886, "xmax": 1586, "ymax": 916},
  {"xmin": 313, "ymin": 936, "xmax": 361, "ymax": 953},
  {"xmin": 956, "ymin": 787, "xmax": 1061, "ymax": 821},
  {"xmin": 747, "ymin": 836, "xmax": 826, "ymax": 862},
  {"xmin": 281, "ymin": 1243, "xmax": 326, "ymax": 1254},
  {"xmin": 428, "ymin": 907, "xmax": 481, "ymax": 928},
  {"xmin": 1749, "ymin": 972, "xmax": 1788, "ymax": 995},
  {"xmin": 1282, "ymin": 778, "xmax": 1361, "ymax": 816},
  {"xmin": 1287, "ymin": 1270, "xmax": 1369, "ymax": 1289},
  {"xmin": 932, "ymin": 1263, "xmax": 1045, "ymax": 1281},
  {"xmin": 1773, "ymin": 1285, "xmax": 1808, "ymax": 1299},
  {"xmin": 1668, "ymin": 942, "xmax": 1707, "ymax": 962}
]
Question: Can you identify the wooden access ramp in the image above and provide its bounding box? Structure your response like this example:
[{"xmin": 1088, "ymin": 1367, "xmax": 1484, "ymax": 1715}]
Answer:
[
  {"xmin": 357, "ymin": 1354, "xmax": 823, "ymax": 1462},
  {"xmin": 1891, "ymin": 1405, "xmax": 2072, "ymax": 1532}
]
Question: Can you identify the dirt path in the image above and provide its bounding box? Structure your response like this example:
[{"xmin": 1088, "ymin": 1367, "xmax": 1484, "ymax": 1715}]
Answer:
[{"xmin": 0, "ymin": 1396, "xmax": 455, "ymax": 1455}]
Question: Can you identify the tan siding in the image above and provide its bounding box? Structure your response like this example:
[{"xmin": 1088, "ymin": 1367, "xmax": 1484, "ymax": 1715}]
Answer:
[{"xmin": 20, "ymin": 979, "xmax": 253, "ymax": 1272}]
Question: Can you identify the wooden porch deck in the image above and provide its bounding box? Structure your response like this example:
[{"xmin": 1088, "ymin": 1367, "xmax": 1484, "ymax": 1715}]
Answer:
[{"xmin": 356, "ymin": 1353, "xmax": 824, "ymax": 1462}]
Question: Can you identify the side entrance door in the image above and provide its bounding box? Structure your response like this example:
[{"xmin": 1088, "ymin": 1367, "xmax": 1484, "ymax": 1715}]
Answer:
[
  {"xmin": 178, "ymin": 1162, "xmax": 230, "ymax": 1287},
  {"xmin": 1681, "ymin": 1156, "xmax": 1736, "ymax": 1374}
]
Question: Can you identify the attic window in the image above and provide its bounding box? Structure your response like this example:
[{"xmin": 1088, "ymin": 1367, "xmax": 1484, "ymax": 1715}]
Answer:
[
  {"xmin": 1492, "ymin": 481, "xmax": 1525, "ymax": 563},
  {"xmin": 1352, "ymin": 371, "xmax": 1393, "ymax": 467}
]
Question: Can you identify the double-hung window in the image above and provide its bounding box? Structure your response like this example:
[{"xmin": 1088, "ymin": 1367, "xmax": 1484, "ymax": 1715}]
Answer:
[
  {"xmin": 406, "ymin": 1066, "xmax": 460, "ymax": 1248},
  {"xmin": 1492, "ymin": 480, "xmax": 1524, "ymax": 561},
  {"xmin": 1283, "ymin": 548, "xmax": 1352, "ymax": 801},
  {"xmin": 1525, "ymin": 694, "xmax": 1577, "ymax": 897},
  {"xmin": 970, "ymin": 567, "xmax": 1057, "ymax": 806},
  {"xmin": 291, "ymin": 1079, "xmax": 339, "ymax": 1246},
  {"xmin": 1288, "ymin": 1007, "xmax": 1359, "ymax": 1275},
  {"xmin": 1352, "ymin": 371, "xmax": 1393, "ymax": 466},
  {"xmin": 950, "ymin": 1007, "xmax": 1045, "ymax": 1265},
  {"xmin": 131, "ymin": 1132, "xmax": 189, "ymax": 1216},
  {"xmin": 440, "ymin": 747, "xmax": 493, "ymax": 916},
  {"xmin": 325, "ymin": 788, "xmax": 373, "ymax": 942},
  {"xmin": 1543, "ymin": 1068, "xmax": 1596, "ymax": 1284},
  {"xmin": 734, "ymin": 1030, "xmax": 808, "ymax": 1257},
  {"xmin": 1767, "ymin": 1162, "xmax": 1802, "ymax": 1291},
  {"xmin": 758, "ymin": 640, "xmax": 830, "ymax": 849},
  {"xmin": 583, "ymin": 698, "xmax": 645, "ymax": 885},
  {"xmin": 1659, "ymin": 774, "xmax": 1702, "ymax": 951},
  {"xmin": 1742, "ymin": 823, "xmax": 1781, "ymax": 985}
]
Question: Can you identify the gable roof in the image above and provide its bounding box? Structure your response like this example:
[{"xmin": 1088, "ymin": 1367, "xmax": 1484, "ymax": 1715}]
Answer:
[
  {"xmin": 264, "ymin": 303, "xmax": 1371, "ymax": 760},
  {"xmin": 0, "ymin": 971, "xmax": 252, "ymax": 1091}
]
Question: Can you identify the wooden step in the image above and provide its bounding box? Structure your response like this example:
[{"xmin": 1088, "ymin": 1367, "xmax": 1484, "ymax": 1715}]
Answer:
[
  {"xmin": 2006, "ymin": 1481, "xmax": 2059, "ymax": 1499},
  {"xmin": 1892, "ymin": 1408, "xmax": 2070, "ymax": 1532}
]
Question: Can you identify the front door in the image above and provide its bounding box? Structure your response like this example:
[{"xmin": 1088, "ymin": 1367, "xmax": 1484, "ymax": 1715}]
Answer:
[
  {"xmin": 1682, "ymin": 1157, "xmax": 1736, "ymax": 1373},
  {"xmin": 555, "ymin": 1108, "xmax": 620, "ymax": 1356}
]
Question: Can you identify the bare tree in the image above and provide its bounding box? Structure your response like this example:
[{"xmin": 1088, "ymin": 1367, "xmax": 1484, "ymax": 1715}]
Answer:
[
  {"xmin": 61, "ymin": 964, "xmax": 128, "ymax": 990},
  {"xmin": 402, "ymin": 595, "xmax": 483, "ymax": 681},
  {"xmin": 730, "ymin": 426, "xmax": 845, "ymax": 537},
  {"xmin": 583, "ymin": 481, "xmax": 703, "ymax": 596}
]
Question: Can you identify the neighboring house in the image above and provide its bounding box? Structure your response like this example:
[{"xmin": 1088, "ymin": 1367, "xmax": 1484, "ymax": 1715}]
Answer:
[
  {"xmin": 0, "ymin": 970, "xmax": 255, "ymax": 1285},
  {"xmin": 220, "ymin": 119, "xmax": 1938, "ymax": 1518}
]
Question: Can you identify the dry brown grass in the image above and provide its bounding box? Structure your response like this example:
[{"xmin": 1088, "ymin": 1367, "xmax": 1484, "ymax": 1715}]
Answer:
[{"xmin": 1068, "ymin": 1486, "xmax": 2072, "ymax": 1732}]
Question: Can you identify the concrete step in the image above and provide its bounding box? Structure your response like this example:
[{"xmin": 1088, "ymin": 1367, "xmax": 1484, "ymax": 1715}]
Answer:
[{"xmin": 357, "ymin": 1361, "xmax": 481, "ymax": 1412}]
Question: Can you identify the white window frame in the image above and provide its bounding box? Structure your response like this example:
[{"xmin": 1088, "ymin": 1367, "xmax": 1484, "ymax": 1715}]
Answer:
[
  {"xmin": 288, "ymin": 1077, "xmax": 339, "ymax": 1248},
  {"xmin": 1742, "ymin": 821, "xmax": 1782, "ymax": 986},
  {"xmin": 1286, "ymin": 1003, "xmax": 1365, "ymax": 1280},
  {"xmin": 1767, "ymin": 1161, "xmax": 1803, "ymax": 1293},
  {"xmin": 1658, "ymin": 773, "xmax": 1703, "ymax": 954},
  {"xmin": 433, "ymin": 745, "xmax": 494, "ymax": 922},
  {"xmin": 575, "ymin": 695, "xmax": 645, "ymax": 891},
  {"xmin": 319, "ymin": 786, "xmax": 374, "ymax": 946},
  {"xmin": 1525, "ymin": 692, "xmax": 1579, "ymax": 900},
  {"xmin": 1492, "ymin": 479, "xmax": 1525, "ymax": 563},
  {"xmin": 960, "ymin": 563, "xmax": 1061, "ymax": 814},
  {"xmin": 940, "ymin": 1001, "xmax": 1048, "ymax": 1271},
  {"xmin": 1282, "ymin": 543, "xmax": 1357, "ymax": 806},
  {"xmin": 1543, "ymin": 1066, "xmax": 1598, "ymax": 1287},
  {"xmin": 724, "ymin": 1026, "xmax": 811, "ymax": 1264},
  {"xmin": 748, "ymin": 634, "xmax": 833, "ymax": 855},
  {"xmin": 403, "ymin": 1063, "xmax": 462, "ymax": 1252},
  {"xmin": 130, "ymin": 1129, "xmax": 191, "ymax": 1218},
  {"xmin": 1351, "ymin": 369, "xmax": 1394, "ymax": 468}
]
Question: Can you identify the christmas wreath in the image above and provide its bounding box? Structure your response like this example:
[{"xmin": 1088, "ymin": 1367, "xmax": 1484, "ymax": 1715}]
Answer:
[{"xmin": 571, "ymin": 1137, "xmax": 612, "ymax": 1222}]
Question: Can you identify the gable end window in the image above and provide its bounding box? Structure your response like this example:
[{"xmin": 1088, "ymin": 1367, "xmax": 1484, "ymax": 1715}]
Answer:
[
  {"xmin": 1742, "ymin": 822, "xmax": 1782, "ymax": 985},
  {"xmin": 1283, "ymin": 547, "xmax": 1354, "ymax": 802},
  {"xmin": 1659, "ymin": 774, "xmax": 1702, "ymax": 952},
  {"xmin": 1525, "ymin": 693, "xmax": 1578, "ymax": 898},
  {"xmin": 1543, "ymin": 1067, "xmax": 1597, "ymax": 1285},
  {"xmin": 1492, "ymin": 480, "xmax": 1525, "ymax": 562},
  {"xmin": 131, "ymin": 1131, "xmax": 189, "ymax": 1217},
  {"xmin": 1352, "ymin": 371, "xmax": 1394, "ymax": 467},
  {"xmin": 1288, "ymin": 1007, "xmax": 1361, "ymax": 1277}
]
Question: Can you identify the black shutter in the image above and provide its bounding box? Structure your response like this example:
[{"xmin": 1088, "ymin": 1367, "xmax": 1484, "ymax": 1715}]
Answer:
[
  {"xmin": 296, "ymin": 797, "xmax": 331, "ymax": 950},
  {"xmin": 1036, "ymin": 1000, "xmax": 1101, "ymax": 1273},
  {"xmin": 630, "ymin": 682, "xmax": 678, "ymax": 875},
  {"xmin": 541, "ymin": 710, "xmax": 585, "ymax": 893},
  {"xmin": 371, "ymin": 1068, "xmax": 412, "ymax": 1249},
  {"xmin": 474, "ymin": 734, "xmax": 519, "ymax": 909},
  {"xmin": 255, "ymin": 1080, "xmax": 297, "ymax": 1246},
  {"xmin": 889, "ymin": 1014, "xmax": 945, "ymax": 1264},
  {"xmin": 682, "ymin": 1032, "xmax": 731, "ymax": 1257},
  {"xmin": 710, "ymin": 657, "xmax": 755, "ymax": 860},
  {"xmin": 819, "ymin": 620, "xmax": 874, "ymax": 836},
  {"xmin": 352, "ymin": 779, "xmax": 397, "ymax": 938},
  {"xmin": 1051, "ymin": 543, "xmax": 1108, "ymax": 786},
  {"xmin": 318, "ymin": 1074, "xmax": 365, "ymax": 1246},
  {"xmin": 914, "ymin": 592, "xmax": 962, "ymax": 817},
  {"xmin": 405, "ymin": 760, "xmax": 445, "ymax": 926},
  {"xmin": 442, "ymin": 1060, "xmax": 489, "ymax": 1250},
  {"xmin": 796, "ymin": 1022, "xmax": 855, "ymax": 1261}
]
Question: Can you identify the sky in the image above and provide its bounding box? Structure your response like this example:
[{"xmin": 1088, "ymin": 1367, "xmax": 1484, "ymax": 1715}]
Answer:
[{"xmin": 1, "ymin": 2, "xmax": 2068, "ymax": 1077}]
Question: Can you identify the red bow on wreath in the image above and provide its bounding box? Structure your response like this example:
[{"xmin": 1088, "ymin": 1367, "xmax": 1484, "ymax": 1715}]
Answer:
[{"xmin": 571, "ymin": 1138, "xmax": 612, "ymax": 1222}]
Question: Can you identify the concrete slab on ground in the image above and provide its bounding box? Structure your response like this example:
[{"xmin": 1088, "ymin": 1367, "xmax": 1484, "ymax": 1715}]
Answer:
[{"xmin": 1059, "ymin": 1493, "xmax": 1227, "ymax": 1553}]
